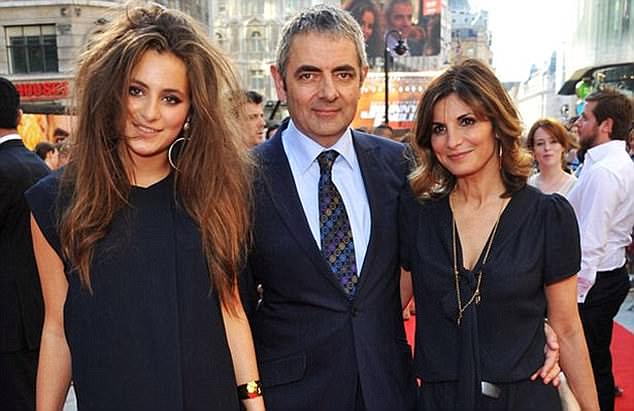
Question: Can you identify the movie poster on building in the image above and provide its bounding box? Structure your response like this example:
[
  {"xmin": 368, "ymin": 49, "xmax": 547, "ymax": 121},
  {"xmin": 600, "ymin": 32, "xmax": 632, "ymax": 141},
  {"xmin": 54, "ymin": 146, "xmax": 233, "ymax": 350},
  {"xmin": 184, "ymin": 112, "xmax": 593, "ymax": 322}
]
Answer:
[
  {"xmin": 341, "ymin": 0, "xmax": 442, "ymax": 62},
  {"xmin": 11, "ymin": 79, "xmax": 75, "ymax": 149},
  {"xmin": 352, "ymin": 72, "xmax": 434, "ymax": 131},
  {"xmin": 17, "ymin": 114, "xmax": 74, "ymax": 150}
]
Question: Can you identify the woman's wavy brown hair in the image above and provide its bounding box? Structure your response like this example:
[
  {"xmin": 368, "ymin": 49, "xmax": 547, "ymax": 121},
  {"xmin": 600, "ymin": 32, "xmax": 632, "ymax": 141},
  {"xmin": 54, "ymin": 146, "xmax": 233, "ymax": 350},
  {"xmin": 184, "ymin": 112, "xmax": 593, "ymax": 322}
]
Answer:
[
  {"xmin": 409, "ymin": 59, "xmax": 533, "ymax": 200},
  {"xmin": 59, "ymin": 2, "xmax": 251, "ymax": 312},
  {"xmin": 525, "ymin": 118, "xmax": 578, "ymax": 170}
]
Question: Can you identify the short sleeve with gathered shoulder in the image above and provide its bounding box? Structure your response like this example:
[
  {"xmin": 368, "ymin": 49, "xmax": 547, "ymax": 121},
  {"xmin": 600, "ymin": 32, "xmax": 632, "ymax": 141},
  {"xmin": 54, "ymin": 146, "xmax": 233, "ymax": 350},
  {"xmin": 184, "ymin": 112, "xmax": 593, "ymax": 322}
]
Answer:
[{"xmin": 542, "ymin": 193, "xmax": 581, "ymax": 284}]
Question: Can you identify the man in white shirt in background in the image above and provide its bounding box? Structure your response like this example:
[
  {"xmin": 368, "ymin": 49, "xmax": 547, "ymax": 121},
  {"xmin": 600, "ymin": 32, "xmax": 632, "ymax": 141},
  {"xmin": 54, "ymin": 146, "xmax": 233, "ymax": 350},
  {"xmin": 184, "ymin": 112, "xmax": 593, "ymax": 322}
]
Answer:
[{"xmin": 567, "ymin": 89, "xmax": 634, "ymax": 411}]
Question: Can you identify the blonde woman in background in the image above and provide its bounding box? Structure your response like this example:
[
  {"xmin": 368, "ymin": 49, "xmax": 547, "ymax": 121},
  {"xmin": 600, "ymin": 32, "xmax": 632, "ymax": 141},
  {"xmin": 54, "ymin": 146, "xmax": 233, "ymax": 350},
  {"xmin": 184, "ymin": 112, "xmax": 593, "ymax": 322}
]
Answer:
[{"xmin": 526, "ymin": 118, "xmax": 578, "ymax": 195}]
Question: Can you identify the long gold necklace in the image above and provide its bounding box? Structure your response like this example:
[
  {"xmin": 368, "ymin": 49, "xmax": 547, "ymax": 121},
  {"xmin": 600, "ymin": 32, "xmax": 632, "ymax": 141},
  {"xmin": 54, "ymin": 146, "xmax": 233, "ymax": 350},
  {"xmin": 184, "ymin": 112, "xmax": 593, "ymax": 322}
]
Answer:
[{"xmin": 450, "ymin": 195, "xmax": 505, "ymax": 326}]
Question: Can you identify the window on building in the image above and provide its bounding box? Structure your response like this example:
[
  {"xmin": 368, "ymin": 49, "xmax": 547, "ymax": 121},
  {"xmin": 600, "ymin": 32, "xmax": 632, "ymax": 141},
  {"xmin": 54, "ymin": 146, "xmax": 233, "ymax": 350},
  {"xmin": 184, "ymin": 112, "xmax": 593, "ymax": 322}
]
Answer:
[
  {"xmin": 245, "ymin": 1, "xmax": 264, "ymax": 15},
  {"xmin": 248, "ymin": 30, "xmax": 264, "ymax": 53},
  {"xmin": 249, "ymin": 69, "xmax": 265, "ymax": 91},
  {"xmin": 287, "ymin": 0, "xmax": 311, "ymax": 11},
  {"xmin": 6, "ymin": 25, "xmax": 59, "ymax": 74},
  {"xmin": 215, "ymin": 32, "xmax": 225, "ymax": 49}
]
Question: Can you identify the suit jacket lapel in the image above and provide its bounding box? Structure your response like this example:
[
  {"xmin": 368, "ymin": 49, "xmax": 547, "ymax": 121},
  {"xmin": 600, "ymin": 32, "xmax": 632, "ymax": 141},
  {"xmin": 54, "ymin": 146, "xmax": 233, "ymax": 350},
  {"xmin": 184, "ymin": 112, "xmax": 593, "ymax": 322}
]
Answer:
[
  {"xmin": 352, "ymin": 133, "xmax": 383, "ymax": 289},
  {"xmin": 257, "ymin": 131, "xmax": 345, "ymax": 293}
]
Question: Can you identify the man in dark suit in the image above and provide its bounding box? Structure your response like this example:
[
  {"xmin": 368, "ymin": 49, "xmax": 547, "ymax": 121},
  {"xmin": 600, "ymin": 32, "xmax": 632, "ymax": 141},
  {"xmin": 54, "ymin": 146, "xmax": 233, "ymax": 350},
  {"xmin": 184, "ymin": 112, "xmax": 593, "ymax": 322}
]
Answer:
[
  {"xmin": 0, "ymin": 77, "xmax": 50, "ymax": 410},
  {"xmin": 241, "ymin": 6, "xmax": 416, "ymax": 411}
]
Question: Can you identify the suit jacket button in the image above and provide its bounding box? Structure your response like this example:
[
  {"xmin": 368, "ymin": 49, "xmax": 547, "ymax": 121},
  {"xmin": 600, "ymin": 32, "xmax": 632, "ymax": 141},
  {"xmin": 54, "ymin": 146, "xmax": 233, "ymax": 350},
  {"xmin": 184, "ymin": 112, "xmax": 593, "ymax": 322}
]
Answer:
[{"xmin": 351, "ymin": 307, "xmax": 358, "ymax": 317}]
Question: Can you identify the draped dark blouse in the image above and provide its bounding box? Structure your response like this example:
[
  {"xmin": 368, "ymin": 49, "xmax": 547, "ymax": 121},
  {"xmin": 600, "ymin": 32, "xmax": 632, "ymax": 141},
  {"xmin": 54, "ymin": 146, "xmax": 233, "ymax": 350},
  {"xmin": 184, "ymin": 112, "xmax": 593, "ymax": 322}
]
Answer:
[{"xmin": 400, "ymin": 185, "xmax": 580, "ymax": 386}]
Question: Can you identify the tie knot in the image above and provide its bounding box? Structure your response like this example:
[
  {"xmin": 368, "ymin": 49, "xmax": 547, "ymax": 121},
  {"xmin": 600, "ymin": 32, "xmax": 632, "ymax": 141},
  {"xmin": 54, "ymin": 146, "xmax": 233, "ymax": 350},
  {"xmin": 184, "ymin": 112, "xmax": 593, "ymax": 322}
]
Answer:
[{"xmin": 317, "ymin": 150, "xmax": 339, "ymax": 175}]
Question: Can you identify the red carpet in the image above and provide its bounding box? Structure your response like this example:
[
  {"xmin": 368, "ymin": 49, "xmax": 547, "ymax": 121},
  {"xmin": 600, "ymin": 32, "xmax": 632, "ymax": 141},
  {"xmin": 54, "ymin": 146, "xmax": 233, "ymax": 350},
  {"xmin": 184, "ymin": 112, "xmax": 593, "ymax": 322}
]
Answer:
[
  {"xmin": 404, "ymin": 315, "xmax": 415, "ymax": 353},
  {"xmin": 404, "ymin": 318, "xmax": 634, "ymax": 411},
  {"xmin": 613, "ymin": 323, "xmax": 634, "ymax": 411}
]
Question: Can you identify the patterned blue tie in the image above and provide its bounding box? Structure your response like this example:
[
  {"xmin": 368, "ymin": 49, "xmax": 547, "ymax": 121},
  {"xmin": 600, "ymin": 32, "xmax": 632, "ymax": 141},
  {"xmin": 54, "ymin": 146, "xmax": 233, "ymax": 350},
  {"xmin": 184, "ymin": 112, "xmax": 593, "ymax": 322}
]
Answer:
[{"xmin": 317, "ymin": 150, "xmax": 358, "ymax": 297}]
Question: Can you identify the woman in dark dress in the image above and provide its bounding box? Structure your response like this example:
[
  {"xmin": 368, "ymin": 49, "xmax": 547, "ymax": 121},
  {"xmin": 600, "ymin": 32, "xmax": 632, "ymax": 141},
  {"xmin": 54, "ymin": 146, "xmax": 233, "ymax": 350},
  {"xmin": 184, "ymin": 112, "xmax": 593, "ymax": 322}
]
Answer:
[
  {"xmin": 27, "ymin": 4, "xmax": 264, "ymax": 411},
  {"xmin": 401, "ymin": 59, "xmax": 598, "ymax": 411}
]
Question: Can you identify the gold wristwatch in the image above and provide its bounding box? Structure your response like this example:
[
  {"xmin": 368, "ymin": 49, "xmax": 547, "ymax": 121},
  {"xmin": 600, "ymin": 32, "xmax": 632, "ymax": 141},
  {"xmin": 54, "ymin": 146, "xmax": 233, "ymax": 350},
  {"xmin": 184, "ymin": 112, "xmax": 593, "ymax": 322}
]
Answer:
[{"xmin": 237, "ymin": 380, "xmax": 262, "ymax": 400}]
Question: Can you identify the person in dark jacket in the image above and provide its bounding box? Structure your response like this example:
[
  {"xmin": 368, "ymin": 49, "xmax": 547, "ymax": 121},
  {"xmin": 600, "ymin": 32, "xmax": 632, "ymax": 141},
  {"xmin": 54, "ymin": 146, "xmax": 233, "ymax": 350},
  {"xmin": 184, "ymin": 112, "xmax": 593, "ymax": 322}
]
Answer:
[{"xmin": 0, "ymin": 76, "xmax": 49, "ymax": 411}]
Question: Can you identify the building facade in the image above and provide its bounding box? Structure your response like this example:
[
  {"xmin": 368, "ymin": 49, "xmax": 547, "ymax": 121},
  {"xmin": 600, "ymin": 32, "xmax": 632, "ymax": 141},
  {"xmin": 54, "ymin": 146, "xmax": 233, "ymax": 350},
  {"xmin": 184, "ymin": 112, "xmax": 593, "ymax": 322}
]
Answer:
[
  {"xmin": 513, "ymin": 0, "xmax": 633, "ymax": 125},
  {"xmin": 448, "ymin": 4, "xmax": 492, "ymax": 66},
  {"xmin": 210, "ymin": 0, "xmax": 337, "ymax": 100},
  {"xmin": 511, "ymin": 53, "xmax": 576, "ymax": 129},
  {"xmin": 0, "ymin": 0, "xmax": 209, "ymax": 113},
  {"xmin": 565, "ymin": 0, "xmax": 634, "ymax": 81},
  {"xmin": 210, "ymin": 0, "xmax": 461, "ymax": 100}
]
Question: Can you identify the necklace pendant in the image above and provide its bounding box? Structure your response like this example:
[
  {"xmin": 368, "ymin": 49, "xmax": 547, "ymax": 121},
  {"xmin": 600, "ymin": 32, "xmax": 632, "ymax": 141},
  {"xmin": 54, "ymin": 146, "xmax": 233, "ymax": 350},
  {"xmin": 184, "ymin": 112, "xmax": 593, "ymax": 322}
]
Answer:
[
  {"xmin": 475, "ymin": 293, "xmax": 481, "ymax": 305},
  {"xmin": 457, "ymin": 313, "xmax": 462, "ymax": 327}
]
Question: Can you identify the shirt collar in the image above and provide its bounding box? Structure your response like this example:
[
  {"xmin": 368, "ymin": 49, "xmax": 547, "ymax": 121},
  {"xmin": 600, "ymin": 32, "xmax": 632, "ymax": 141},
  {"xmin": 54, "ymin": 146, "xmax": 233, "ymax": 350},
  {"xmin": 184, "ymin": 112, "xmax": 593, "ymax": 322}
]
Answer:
[
  {"xmin": 0, "ymin": 133, "xmax": 22, "ymax": 145},
  {"xmin": 285, "ymin": 120, "xmax": 358, "ymax": 175},
  {"xmin": 586, "ymin": 140, "xmax": 626, "ymax": 164}
]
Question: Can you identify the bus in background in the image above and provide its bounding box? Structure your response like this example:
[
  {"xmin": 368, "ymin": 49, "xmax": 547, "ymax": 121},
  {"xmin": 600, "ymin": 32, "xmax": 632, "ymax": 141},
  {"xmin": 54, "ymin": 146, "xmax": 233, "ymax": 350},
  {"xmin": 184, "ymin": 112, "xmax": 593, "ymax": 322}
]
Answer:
[{"xmin": 558, "ymin": 62, "xmax": 634, "ymax": 116}]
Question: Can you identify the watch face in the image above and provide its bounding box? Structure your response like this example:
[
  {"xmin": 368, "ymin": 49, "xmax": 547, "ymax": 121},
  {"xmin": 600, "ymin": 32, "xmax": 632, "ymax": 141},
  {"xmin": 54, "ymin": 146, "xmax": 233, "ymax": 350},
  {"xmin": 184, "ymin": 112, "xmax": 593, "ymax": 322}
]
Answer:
[
  {"xmin": 247, "ymin": 381, "xmax": 260, "ymax": 394},
  {"xmin": 238, "ymin": 380, "xmax": 262, "ymax": 399}
]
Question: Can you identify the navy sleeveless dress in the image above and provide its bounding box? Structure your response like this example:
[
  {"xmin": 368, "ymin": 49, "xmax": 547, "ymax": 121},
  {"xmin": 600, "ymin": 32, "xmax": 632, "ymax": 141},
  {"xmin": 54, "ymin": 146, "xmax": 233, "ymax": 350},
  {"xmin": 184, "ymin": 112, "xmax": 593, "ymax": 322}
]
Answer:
[{"xmin": 27, "ymin": 172, "xmax": 240, "ymax": 411}]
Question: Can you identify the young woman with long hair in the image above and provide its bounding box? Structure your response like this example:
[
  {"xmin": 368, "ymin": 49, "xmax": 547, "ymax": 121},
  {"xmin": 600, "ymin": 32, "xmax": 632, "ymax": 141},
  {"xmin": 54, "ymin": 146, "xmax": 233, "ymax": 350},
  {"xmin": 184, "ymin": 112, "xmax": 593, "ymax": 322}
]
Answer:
[{"xmin": 27, "ymin": 3, "xmax": 264, "ymax": 410}]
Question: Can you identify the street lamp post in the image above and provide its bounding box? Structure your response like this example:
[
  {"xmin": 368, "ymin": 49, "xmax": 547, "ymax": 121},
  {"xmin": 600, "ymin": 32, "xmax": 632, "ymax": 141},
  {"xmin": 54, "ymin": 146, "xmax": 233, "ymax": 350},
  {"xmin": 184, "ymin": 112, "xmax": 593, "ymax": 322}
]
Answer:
[{"xmin": 383, "ymin": 30, "xmax": 408, "ymax": 124}]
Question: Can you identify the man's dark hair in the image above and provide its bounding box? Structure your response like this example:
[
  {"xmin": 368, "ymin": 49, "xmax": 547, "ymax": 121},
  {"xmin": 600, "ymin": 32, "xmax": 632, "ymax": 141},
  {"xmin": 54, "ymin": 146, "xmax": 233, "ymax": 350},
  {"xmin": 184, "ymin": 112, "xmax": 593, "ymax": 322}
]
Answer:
[
  {"xmin": 246, "ymin": 90, "xmax": 264, "ymax": 105},
  {"xmin": 373, "ymin": 124, "xmax": 394, "ymax": 133},
  {"xmin": 34, "ymin": 141, "xmax": 57, "ymax": 160},
  {"xmin": 275, "ymin": 4, "xmax": 367, "ymax": 80},
  {"xmin": 0, "ymin": 77, "xmax": 20, "ymax": 129},
  {"xmin": 53, "ymin": 128, "xmax": 70, "ymax": 139},
  {"xmin": 585, "ymin": 89, "xmax": 634, "ymax": 140},
  {"xmin": 385, "ymin": 0, "xmax": 413, "ymax": 26}
]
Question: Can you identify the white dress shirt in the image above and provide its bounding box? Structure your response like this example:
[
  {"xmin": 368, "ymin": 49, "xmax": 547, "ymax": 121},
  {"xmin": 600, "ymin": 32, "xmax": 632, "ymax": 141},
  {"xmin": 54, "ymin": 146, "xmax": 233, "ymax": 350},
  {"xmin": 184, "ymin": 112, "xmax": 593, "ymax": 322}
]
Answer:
[
  {"xmin": 567, "ymin": 140, "xmax": 634, "ymax": 302},
  {"xmin": 281, "ymin": 120, "xmax": 371, "ymax": 274}
]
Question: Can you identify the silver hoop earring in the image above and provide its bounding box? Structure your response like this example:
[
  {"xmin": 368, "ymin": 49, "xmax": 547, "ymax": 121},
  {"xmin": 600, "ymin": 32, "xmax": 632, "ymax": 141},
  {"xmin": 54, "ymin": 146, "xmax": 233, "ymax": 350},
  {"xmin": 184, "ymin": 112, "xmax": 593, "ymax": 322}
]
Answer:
[
  {"xmin": 168, "ymin": 137, "xmax": 188, "ymax": 170},
  {"xmin": 169, "ymin": 118, "xmax": 192, "ymax": 170}
]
